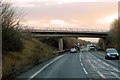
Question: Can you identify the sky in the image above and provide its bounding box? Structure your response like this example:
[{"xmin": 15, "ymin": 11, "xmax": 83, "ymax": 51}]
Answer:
[{"xmin": 5, "ymin": 0, "xmax": 119, "ymax": 42}]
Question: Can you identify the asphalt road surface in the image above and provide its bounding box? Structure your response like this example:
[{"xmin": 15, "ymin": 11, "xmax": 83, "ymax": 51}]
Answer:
[{"xmin": 17, "ymin": 49, "xmax": 120, "ymax": 80}]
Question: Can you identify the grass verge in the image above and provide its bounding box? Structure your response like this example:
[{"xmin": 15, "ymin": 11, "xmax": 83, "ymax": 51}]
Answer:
[{"xmin": 2, "ymin": 37, "xmax": 57, "ymax": 79}]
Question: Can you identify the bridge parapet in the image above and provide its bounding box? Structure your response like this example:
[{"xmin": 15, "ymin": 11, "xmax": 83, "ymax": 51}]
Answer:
[{"xmin": 23, "ymin": 27, "xmax": 109, "ymax": 33}]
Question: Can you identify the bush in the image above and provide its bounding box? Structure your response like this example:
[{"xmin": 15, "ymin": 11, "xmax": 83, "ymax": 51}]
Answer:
[
  {"xmin": 39, "ymin": 37, "xmax": 59, "ymax": 49},
  {"xmin": 1, "ymin": 2, "xmax": 23, "ymax": 54}
]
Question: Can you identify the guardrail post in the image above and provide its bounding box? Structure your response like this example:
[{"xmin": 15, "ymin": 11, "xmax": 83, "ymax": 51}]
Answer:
[{"xmin": 59, "ymin": 37, "xmax": 63, "ymax": 51}]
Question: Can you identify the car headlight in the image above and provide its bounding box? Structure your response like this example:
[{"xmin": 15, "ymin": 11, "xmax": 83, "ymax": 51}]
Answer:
[
  {"xmin": 117, "ymin": 53, "xmax": 119, "ymax": 56},
  {"xmin": 107, "ymin": 53, "xmax": 110, "ymax": 56}
]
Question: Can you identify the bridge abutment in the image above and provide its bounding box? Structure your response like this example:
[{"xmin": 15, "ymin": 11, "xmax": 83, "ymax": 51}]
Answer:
[{"xmin": 58, "ymin": 37, "xmax": 63, "ymax": 51}]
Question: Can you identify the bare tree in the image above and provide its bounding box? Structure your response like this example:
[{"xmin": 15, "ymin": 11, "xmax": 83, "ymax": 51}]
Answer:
[
  {"xmin": 1, "ymin": 1, "xmax": 23, "ymax": 54},
  {"xmin": 98, "ymin": 18, "xmax": 120, "ymax": 52}
]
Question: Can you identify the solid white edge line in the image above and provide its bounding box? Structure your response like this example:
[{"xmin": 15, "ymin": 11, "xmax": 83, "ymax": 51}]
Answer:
[
  {"xmin": 97, "ymin": 71, "xmax": 106, "ymax": 79},
  {"xmin": 110, "ymin": 72, "xmax": 120, "ymax": 79},
  {"xmin": 29, "ymin": 54, "xmax": 65, "ymax": 79},
  {"xmin": 83, "ymin": 68, "xmax": 88, "ymax": 74}
]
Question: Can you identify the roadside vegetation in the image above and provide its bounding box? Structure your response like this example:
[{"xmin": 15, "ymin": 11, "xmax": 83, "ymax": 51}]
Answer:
[
  {"xmin": 1, "ymin": 2, "xmax": 58, "ymax": 79},
  {"xmin": 98, "ymin": 18, "xmax": 120, "ymax": 53},
  {"xmin": 2, "ymin": 2, "xmax": 23, "ymax": 54},
  {"xmin": 2, "ymin": 36, "xmax": 57, "ymax": 79}
]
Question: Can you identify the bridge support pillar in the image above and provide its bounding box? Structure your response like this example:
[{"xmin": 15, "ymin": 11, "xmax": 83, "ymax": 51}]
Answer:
[
  {"xmin": 75, "ymin": 37, "xmax": 79, "ymax": 46},
  {"xmin": 102, "ymin": 38, "xmax": 107, "ymax": 50},
  {"xmin": 75, "ymin": 37, "xmax": 78, "ymax": 39},
  {"xmin": 59, "ymin": 37, "xmax": 63, "ymax": 51},
  {"xmin": 103, "ymin": 40, "xmax": 105, "ymax": 50}
]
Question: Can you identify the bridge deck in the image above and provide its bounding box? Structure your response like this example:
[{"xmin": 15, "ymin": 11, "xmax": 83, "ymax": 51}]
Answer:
[{"xmin": 23, "ymin": 28, "xmax": 108, "ymax": 38}]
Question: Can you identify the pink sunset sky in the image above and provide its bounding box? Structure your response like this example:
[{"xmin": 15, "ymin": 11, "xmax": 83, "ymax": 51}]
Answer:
[{"xmin": 5, "ymin": 0, "xmax": 119, "ymax": 42}]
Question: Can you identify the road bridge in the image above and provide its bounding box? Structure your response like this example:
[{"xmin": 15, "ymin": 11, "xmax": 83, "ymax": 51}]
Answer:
[{"xmin": 23, "ymin": 27, "xmax": 109, "ymax": 51}]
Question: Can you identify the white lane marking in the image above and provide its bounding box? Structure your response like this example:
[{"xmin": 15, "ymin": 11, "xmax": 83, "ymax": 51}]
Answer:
[
  {"xmin": 79, "ymin": 53, "xmax": 81, "ymax": 58},
  {"xmin": 94, "ymin": 56, "xmax": 98, "ymax": 60},
  {"xmin": 79, "ymin": 53, "xmax": 82, "ymax": 61},
  {"xmin": 102, "ymin": 66, "xmax": 105, "ymax": 69},
  {"xmin": 88, "ymin": 60, "xmax": 91, "ymax": 63},
  {"xmin": 110, "ymin": 72, "xmax": 120, "ymax": 79},
  {"xmin": 87, "ymin": 58, "xmax": 96, "ymax": 69},
  {"xmin": 90, "ymin": 53, "xmax": 107, "ymax": 69},
  {"xmin": 98, "ymin": 64, "xmax": 105, "ymax": 69},
  {"xmin": 103, "ymin": 62, "xmax": 109, "ymax": 66},
  {"xmin": 88, "ymin": 59, "xmax": 96, "ymax": 68},
  {"xmin": 113, "ymin": 68, "xmax": 120, "ymax": 72},
  {"xmin": 97, "ymin": 59, "xmax": 101, "ymax": 61},
  {"xmin": 29, "ymin": 54, "xmax": 65, "ymax": 79},
  {"xmin": 91, "ymin": 63, "xmax": 96, "ymax": 68},
  {"xmin": 79, "ymin": 56, "xmax": 81, "ymax": 58},
  {"xmin": 90, "ymin": 52, "xmax": 110, "ymax": 68},
  {"xmin": 97, "ymin": 71, "xmax": 106, "ymax": 79},
  {"xmin": 83, "ymin": 68, "xmax": 88, "ymax": 74},
  {"xmin": 81, "ymin": 63, "xmax": 83, "ymax": 66},
  {"xmin": 80, "ymin": 59, "xmax": 81, "ymax": 61},
  {"xmin": 93, "ymin": 60, "xmax": 97, "ymax": 64}
]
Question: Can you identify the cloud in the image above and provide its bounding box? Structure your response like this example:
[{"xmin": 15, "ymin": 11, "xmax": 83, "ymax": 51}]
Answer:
[
  {"xmin": 11, "ymin": 1, "xmax": 117, "ymax": 31},
  {"xmin": 7, "ymin": 0, "xmax": 119, "ymax": 8},
  {"xmin": 9, "ymin": 0, "xmax": 119, "ymax": 3},
  {"xmin": 50, "ymin": 19, "xmax": 65, "ymax": 24},
  {"xmin": 98, "ymin": 13, "xmax": 118, "ymax": 24}
]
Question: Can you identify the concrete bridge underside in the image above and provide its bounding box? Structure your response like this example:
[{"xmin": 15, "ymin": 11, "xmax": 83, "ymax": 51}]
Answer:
[{"xmin": 31, "ymin": 31, "xmax": 108, "ymax": 38}]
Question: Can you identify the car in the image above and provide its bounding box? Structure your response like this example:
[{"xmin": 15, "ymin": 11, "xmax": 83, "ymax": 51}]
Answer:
[
  {"xmin": 70, "ymin": 48, "xmax": 77, "ymax": 53},
  {"xmin": 105, "ymin": 48, "xmax": 119, "ymax": 60},
  {"xmin": 75, "ymin": 46, "xmax": 80, "ymax": 51},
  {"xmin": 89, "ymin": 46, "xmax": 96, "ymax": 51}
]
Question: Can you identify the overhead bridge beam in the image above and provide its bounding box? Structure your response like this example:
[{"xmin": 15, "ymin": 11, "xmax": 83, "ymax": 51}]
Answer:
[{"xmin": 31, "ymin": 32, "xmax": 108, "ymax": 38}]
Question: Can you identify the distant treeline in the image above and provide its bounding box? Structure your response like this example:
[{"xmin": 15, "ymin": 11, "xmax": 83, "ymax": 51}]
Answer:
[
  {"xmin": 98, "ymin": 18, "xmax": 120, "ymax": 52},
  {"xmin": 39, "ymin": 37, "xmax": 91, "ymax": 50}
]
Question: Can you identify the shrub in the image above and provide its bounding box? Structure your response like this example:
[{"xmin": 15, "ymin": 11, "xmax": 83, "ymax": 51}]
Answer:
[{"xmin": 1, "ymin": 2, "xmax": 23, "ymax": 54}]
